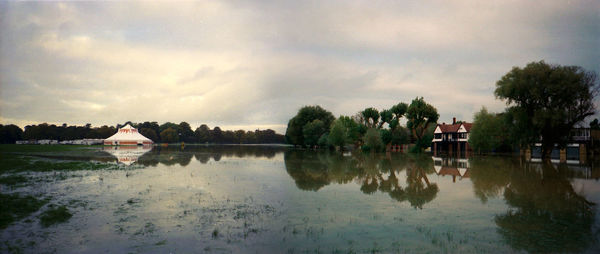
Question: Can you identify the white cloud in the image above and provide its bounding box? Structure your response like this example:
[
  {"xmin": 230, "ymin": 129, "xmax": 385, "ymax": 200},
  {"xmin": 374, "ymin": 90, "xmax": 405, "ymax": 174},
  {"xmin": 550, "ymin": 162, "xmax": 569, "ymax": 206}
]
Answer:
[{"xmin": 0, "ymin": 0, "xmax": 598, "ymax": 133}]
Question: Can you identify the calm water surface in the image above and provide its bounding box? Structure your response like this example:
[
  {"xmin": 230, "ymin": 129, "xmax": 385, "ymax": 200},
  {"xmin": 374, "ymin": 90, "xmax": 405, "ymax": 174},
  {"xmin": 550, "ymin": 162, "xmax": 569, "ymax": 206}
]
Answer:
[{"xmin": 1, "ymin": 146, "xmax": 600, "ymax": 253}]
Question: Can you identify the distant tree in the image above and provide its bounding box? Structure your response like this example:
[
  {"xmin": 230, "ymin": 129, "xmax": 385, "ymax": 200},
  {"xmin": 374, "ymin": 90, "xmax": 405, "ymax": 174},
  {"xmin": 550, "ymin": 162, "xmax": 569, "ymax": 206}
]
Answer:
[
  {"xmin": 286, "ymin": 105, "xmax": 334, "ymax": 146},
  {"xmin": 317, "ymin": 133, "xmax": 329, "ymax": 147},
  {"xmin": 328, "ymin": 119, "xmax": 347, "ymax": 150},
  {"xmin": 389, "ymin": 102, "xmax": 408, "ymax": 129},
  {"xmin": 178, "ymin": 122, "xmax": 195, "ymax": 143},
  {"xmin": 139, "ymin": 128, "xmax": 159, "ymax": 142},
  {"xmin": 361, "ymin": 107, "xmax": 380, "ymax": 128},
  {"xmin": 406, "ymin": 97, "xmax": 439, "ymax": 152},
  {"xmin": 468, "ymin": 107, "xmax": 509, "ymax": 153},
  {"xmin": 160, "ymin": 127, "xmax": 179, "ymax": 143},
  {"xmin": 139, "ymin": 121, "xmax": 160, "ymax": 142},
  {"xmin": 495, "ymin": 61, "xmax": 598, "ymax": 159},
  {"xmin": 211, "ymin": 126, "xmax": 223, "ymax": 143},
  {"xmin": 243, "ymin": 131, "xmax": 257, "ymax": 144},
  {"xmin": 159, "ymin": 122, "xmax": 179, "ymax": 134},
  {"xmin": 0, "ymin": 124, "xmax": 23, "ymax": 144},
  {"xmin": 234, "ymin": 130, "xmax": 245, "ymax": 144},
  {"xmin": 195, "ymin": 124, "xmax": 211, "ymax": 143},
  {"xmin": 363, "ymin": 128, "xmax": 383, "ymax": 152},
  {"xmin": 303, "ymin": 119, "xmax": 326, "ymax": 147}
]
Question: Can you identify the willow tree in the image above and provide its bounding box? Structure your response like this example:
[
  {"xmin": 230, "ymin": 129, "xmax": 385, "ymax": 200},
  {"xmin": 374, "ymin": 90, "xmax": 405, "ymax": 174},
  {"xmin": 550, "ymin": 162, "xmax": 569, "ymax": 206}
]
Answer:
[
  {"xmin": 495, "ymin": 61, "xmax": 598, "ymax": 159},
  {"xmin": 406, "ymin": 97, "xmax": 439, "ymax": 152}
]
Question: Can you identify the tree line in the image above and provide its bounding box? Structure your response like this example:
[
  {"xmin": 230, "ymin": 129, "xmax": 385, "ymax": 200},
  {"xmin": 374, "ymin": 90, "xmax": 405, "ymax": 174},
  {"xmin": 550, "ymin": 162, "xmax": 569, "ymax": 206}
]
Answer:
[
  {"xmin": 0, "ymin": 121, "xmax": 285, "ymax": 144},
  {"xmin": 285, "ymin": 97, "xmax": 439, "ymax": 153},
  {"xmin": 468, "ymin": 61, "xmax": 598, "ymax": 158}
]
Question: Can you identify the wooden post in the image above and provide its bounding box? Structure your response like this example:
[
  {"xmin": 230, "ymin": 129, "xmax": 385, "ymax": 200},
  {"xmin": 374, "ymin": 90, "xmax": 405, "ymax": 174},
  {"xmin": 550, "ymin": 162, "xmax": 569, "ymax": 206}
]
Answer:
[
  {"xmin": 580, "ymin": 144, "xmax": 587, "ymax": 164},
  {"xmin": 560, "ymin": 148, "xmax": 566, "ymax": 163}
]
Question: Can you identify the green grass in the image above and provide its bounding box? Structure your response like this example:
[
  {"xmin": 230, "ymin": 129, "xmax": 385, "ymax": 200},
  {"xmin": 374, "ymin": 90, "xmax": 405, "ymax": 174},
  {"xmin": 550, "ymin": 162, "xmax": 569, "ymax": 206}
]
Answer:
[
  {"xmin": 39, "ymin": 205, "xmax": 72, "ymax": 227},
  {"xmin": 0, "ymin": 175, "xmax": 28, "ymax": 186},
  {"xmin": 0, "ymin": 155, "xmax": 117, "ymax": 173},
  {"xmin": 0, "ymin": 144, "xmax": 96, "ymax": 153},
  {"xmin": 0, "ymin": 193, "xmax": 48, "ymax": 229}
]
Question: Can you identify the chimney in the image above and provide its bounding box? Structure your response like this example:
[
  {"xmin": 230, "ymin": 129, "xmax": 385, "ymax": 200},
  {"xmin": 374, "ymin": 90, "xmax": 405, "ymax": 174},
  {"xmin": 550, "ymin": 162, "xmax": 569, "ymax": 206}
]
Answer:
[
  {"xmin": 442, "ymin": 122, "xmax": 445, "ymax": 125},
  {"xmin": 453, "ymin": 117, "xmax": 456, "ymax": 125}
]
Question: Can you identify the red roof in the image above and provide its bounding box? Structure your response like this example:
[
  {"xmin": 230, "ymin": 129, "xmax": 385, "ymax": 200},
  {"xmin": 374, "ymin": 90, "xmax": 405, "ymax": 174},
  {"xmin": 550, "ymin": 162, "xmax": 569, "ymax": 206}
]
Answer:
[
  {"xmin": 461, "ymin": 123, "xmax": 473, "ymax": 132},
  {"xmin": 436, "ymin": 122, "xmax": 473, "ymax": 133},
  {"xmin": 437, "ymin": 124, "xmax": 461, "ymax": 133}
]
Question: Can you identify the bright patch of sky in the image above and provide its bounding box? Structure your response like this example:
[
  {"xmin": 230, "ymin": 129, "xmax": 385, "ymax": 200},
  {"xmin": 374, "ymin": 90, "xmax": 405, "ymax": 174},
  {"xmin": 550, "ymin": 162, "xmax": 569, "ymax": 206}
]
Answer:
[{"xmin": 1, "ymin": 1, "xmax": 598, "ymax": 133}]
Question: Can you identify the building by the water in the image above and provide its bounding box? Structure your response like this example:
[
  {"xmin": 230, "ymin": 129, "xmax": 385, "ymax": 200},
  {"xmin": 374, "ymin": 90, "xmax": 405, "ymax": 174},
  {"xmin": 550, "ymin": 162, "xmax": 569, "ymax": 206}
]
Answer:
[{"xmin": 431, "ymin": 117, "xmax": 472, "ymax": 157}]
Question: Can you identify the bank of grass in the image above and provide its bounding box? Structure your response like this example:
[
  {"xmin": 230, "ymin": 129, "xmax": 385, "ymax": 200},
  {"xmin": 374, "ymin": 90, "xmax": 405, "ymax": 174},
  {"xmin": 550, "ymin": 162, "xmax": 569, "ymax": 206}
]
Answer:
[
  {"xmin": 0, "ymin": 193, "xmax": 48, "ymax": 229},
  {"xmin": 0, "ymin": 155, "xmax": 117, "ymax": 174},
  {"xmin": 0, "ymin": 175, "xmax": 28, "ymax": 186},
  {"xmin": 0, "ymin": 144, "xmax": 97, "ymax": 153},
  {"xmin": 39, "ymin": 205, "xmax": 72, "ymax": 227}
]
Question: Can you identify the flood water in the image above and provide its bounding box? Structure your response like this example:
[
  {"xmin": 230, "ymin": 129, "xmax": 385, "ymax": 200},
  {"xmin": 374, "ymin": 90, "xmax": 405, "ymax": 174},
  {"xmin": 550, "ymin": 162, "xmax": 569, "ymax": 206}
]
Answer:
[{"xmin": 2, "ymin": 145, "xmax": 600, "ymax": 253}]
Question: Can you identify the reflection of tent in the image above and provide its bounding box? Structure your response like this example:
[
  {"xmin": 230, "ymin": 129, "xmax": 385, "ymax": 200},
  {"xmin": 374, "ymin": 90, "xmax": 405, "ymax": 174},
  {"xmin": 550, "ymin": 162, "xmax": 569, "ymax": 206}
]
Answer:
[
  {"xmin": 102, "ymin": 145, "xmax": 152, "ymax": 165},
  {"xmin": 104, "ymin": 124, "xmax": 153, "ymax": 146}
]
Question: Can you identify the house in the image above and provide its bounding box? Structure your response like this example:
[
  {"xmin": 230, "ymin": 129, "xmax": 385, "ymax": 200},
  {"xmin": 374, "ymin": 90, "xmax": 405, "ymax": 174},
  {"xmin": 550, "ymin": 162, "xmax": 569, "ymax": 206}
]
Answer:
[
  {"xmin": 526, "ymin": 128, "xmax": 591, "ymax": 164},
  {"xmin": 431, "ymin": 117, "xmax": 472, "ymax": 156}
]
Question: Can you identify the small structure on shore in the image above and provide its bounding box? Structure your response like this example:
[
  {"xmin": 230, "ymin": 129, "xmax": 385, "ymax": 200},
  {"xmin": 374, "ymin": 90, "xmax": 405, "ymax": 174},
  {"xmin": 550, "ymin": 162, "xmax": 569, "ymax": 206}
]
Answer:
[
  {"xmin": 431, "ymin": 117, "xmax": 472, "ymax": 156},
  {"xmin": 104, "ymin": 124, "xmax": 153, "ymax": 146}
]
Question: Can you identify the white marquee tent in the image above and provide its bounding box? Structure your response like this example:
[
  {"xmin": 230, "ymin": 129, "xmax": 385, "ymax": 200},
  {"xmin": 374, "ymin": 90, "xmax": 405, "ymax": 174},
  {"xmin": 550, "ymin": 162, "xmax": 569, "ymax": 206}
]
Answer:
[{"xmin": 104, "ymin": 124, "xmax": 154, "ymax": 146}]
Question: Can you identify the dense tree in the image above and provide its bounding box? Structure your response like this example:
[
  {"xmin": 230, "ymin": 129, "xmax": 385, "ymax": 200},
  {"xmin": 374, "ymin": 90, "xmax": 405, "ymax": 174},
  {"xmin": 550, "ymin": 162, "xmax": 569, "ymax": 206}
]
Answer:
[
  {"xmin": 303, "ymin": 120, "xmax": 326, "ymax": 147},
  {"xmin": 178, "ymin": 122, "xmax": 195, "ymax": 143},
  {"xmin": 361, "ymin": 107, "xmax": 380, "ymax": 128},
  {"xmin": 327, "ymin": 119, "xmax": 347, "ymax": 150},
  {"xmin": 159, "ymin": 122, "xmax": 179, "ymax": 134},
  {"xmin": 0, "ymin": 124, "xmax": 23, "ymax": 144},
  {"xmin": 286, "ymin": 105, "xmax": 334, "ymax": 146},
  {"xmin": 468, "ymin": 107, "xmax": 510, "ymax": 153},
  {"xmin": 139, "ymin": 128, "xmax": 159, "ymax": 142},
  {"xmin": 160, "ymin": 127, "xmax": 179, "ymax": 143},
  {"xmin": 211, "ymin": 126, "xmax": 223, "ymax": 143},
  {"xmin": 406, "ymin": 97, "xmax": 439, "ymax": 152},
  {"xmin": 363, "ymin": 128, "xmax": 383, "ymax": 152},
  {"xmin": 495, "ymin": 61, "xmax": 598, "ymax": 159},
  {"xmin": 194, "ymin": 124, "xmax": 211, "ymax": 143}
]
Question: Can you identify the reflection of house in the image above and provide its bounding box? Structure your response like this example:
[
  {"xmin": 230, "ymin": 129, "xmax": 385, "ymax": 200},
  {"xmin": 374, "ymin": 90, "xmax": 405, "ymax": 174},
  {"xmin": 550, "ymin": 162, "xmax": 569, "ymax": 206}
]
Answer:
[
  {"xmin": 432, "ymin": 156, "xmax": 470, "ymax": 182},
  {"xmin": 104, "ymin": 124, "xmax": 153, "ymax": 146},
  {"xmin": 102, "ymin": 145, "xmax": 152, "ymax": 165},
  {"xmin": 526, "ymin": 128, "xmax": 591, "ymax": 164},
  {"xmin": 432, "ymin": 118, "xmax": 472, "ymax": 156}
]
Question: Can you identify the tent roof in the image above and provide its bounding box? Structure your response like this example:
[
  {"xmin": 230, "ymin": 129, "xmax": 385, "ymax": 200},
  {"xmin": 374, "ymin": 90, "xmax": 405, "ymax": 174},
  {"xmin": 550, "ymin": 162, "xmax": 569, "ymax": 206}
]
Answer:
[{"xmin": 104, "ymin": 124, "xmax": 153, "ymax": 142}]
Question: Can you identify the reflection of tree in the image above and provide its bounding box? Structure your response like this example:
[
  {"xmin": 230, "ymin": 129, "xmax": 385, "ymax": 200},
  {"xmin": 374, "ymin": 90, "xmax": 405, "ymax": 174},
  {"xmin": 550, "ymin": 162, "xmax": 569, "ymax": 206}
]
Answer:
[
  {"xmin": 284, "ymin": 151, "xmax": 332, "ymax": 191},
  {"xmin": 468, "ymin": 157, "xmax": 511, "ymax": 203},
  {"xmin": 283, "ymin": 151, "xmax": 439, "ymax": 208},
  {"xmin": 137, "ymin": 145, "xmax": 286, "ymax": 166},
  {"xmin": 404, "ymin": 163, "xmax": 438, "ymax": 209},
  {"xmin": 495, "ymin": 162, "xmax": 597, "ymax": 253}
]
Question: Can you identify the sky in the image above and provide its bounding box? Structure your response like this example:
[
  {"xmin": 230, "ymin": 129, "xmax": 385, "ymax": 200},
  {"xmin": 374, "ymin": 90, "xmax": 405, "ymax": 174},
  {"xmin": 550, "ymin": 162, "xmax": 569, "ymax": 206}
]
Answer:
[{"xmin": 1, "ymin": 0, "xmax": 599, "ymax": 133}]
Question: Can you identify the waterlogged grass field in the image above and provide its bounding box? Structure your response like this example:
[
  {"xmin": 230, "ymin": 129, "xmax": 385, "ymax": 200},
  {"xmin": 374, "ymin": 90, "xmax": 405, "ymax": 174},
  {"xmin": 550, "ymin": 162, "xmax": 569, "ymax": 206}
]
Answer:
[{"xmin": 1, "ymin": 145, "xmax": 599, "ymax": 253}]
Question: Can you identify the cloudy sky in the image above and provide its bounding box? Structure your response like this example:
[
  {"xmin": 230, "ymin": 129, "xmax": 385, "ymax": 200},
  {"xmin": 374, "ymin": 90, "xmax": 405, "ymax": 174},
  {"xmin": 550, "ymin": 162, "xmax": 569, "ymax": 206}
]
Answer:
[{"xmin": 1, "ymin": 1, "xmax": 598, "ymax": 133}]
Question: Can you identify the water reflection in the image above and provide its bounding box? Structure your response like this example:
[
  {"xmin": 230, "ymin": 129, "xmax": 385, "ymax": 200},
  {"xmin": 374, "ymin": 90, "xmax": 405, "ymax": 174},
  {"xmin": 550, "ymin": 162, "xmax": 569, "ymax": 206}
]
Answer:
[
  {"xmin": 284, "ymin": 150, "xmax": 599, "ymax": 252},
  {"xmin": 284, "ymin": 151, "xmax": 439, "ymax": 209},
  {"xmin": 103, "ymin": 145, "xmax": 286, "ymax": 166},
  {"xmin": 495, "ymin": 162, "xmax": 597, "ymax": 253},
  {"xmin": 102, "ymin": 145, "xmax": 152, "ymax": 165}
]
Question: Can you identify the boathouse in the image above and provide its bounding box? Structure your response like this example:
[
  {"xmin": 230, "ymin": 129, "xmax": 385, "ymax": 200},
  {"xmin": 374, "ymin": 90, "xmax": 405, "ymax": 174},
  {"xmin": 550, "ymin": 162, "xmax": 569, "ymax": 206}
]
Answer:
[{"xmin": 431, "ymin": 117, "xmax": 472, "ymax": 156}]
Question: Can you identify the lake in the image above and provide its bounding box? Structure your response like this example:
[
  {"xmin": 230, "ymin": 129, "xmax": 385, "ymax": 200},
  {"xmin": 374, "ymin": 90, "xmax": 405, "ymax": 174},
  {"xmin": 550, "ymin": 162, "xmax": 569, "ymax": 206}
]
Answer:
[{"xmin": 1, "ymin": 145, "xmax": 599, "ymax": 253}]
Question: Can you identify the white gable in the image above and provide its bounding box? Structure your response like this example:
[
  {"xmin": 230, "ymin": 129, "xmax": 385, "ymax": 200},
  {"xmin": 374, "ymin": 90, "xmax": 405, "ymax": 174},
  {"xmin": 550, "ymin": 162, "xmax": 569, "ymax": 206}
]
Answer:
[
  {"xmin": 434, "ymin": 126, "xmax": 442, "ymax": 134},
  {"xmin": 457, "ymin": 124, "xmax": 468, "ymax": 133}
]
